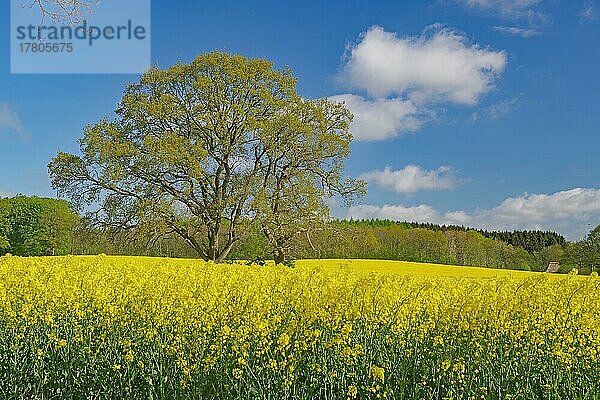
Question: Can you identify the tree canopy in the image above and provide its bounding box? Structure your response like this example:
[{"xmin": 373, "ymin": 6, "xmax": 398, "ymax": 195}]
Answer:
[
  {"xmin": 49, "ymin": 52, "xmax": 363, "ymax": 263},
  {"xmin": 583, "ymin": 224, "xmax": 600, "ymax": 270},
  {"xmin": 0, "ymin": 196, "xmax": 77, "ymax": 256}
]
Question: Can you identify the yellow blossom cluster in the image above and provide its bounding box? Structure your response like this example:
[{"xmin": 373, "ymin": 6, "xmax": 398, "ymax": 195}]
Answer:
[{"xmin": 0, "ymin": 254, "xmax": 598, "ymax": 399}]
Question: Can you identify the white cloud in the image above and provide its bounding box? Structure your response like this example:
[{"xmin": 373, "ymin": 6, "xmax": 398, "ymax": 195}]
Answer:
[
  {"xmin": 360, "ymin": 165, "xmax": 458, "ymax": 194},
  {"xmin": 0, "ymin": 103, "xmax": 27, "ymax": 138},
  {"xmin": 579, "ymin": 0, "xmax": 599, "ymax": 21},
  {"xmin": 493, "ymin": 26, "xmax": 542, "ymax": 37},
  {"xmin": 347, "ymin": 188, "xmax": 600, "ymax": 240},
  {"xmin": 331, "ymin": 26, "xmax": 507, "ymax": 141},
  {"xmin": 458, "ymin": 0, "xmax": 542, "ymax": 18},
  {"xmin": 329, "ymin": 94, "xmax": 423, "ymax": 141},
  {"xmin": 341, "ymin": 25, "xmax": 507, "ymax": 105},
  {"xmin": 471, "ymin": 97, "xmax": 520, "ymax": 122},
  {"xmin": 474, "ymin": 188, "xmax": 600, "ymax": 225}
]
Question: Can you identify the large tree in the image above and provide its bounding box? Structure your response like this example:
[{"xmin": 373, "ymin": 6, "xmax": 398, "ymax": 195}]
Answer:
[{"xmin": 49, "ymin": 52, "xmax": 362, "ymax": 263}]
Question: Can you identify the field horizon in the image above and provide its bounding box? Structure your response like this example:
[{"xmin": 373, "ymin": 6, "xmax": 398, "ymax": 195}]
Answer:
[{"xmin": 3, "ymin": 254, "xmax": 545, "ymax": 277}]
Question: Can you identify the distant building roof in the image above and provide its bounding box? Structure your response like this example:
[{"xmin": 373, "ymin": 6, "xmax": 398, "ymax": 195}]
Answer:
[{"xmin": 545, "ymin": 262, "xmax": 560, "ymax": 273}]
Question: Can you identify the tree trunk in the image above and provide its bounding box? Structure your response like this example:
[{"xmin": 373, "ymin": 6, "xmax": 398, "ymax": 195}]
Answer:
[
  {"xmin": 215, "ymin": 241, "xmax": 234, "ymax": 264},
  {"xmin": 274, "ymin": 248, "xmax": 285, "ymax": 265}
]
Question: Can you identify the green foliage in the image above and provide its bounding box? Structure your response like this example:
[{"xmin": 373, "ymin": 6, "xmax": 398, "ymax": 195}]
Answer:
[
  {"xmin": 0, "ymin": 204, "xmax": 10, "ymax": 251},
  {"xmin": 288, "ymin": 223, "xmax": 535, "ymax": 270},
  {"xmin": 344, "ymin": 219, "xmax": 567, "ymax": 254},
  {"xmin": 556, "ymin": 225, "xmax": 600, "ymax": 273},
  {"xmin": 0, "ymin": 196, "xmax": 77, "ymax": 256},
  {"xmin": 226, "ymin": 221, "xmax": 270, "ymax": 261},
  {"xmin": 65, "ymin": 214, "xmax": 595, "ymax": 273},
  {"xmin": 583, "ymin": 225, "xmax": 600, "ymax": 270},
  {"xmin": 49, "ymin": 51, "xmax": 361, "ymax": 264},
  {"xmin": 252, "ymin": 97, "xmax": 365, "ymax": 264},
  {"xmin": 533, "ymin": 244, "xmax": 565, "ymax": 272}
]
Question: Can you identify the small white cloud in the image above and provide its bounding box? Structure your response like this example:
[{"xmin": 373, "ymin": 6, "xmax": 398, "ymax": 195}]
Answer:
[
  {"xmin": 360, "ymin": 165, "xmax": 458, "ymax": 194},
  {"xmin": 457, "ymin": 0, "xmax": 551, "ymax": 33},
  {"xmin": 329, "ymin": 94, "xmax": 423, "ymax": 141},
  {"xmin": 458, "ymin": 0, "xmax": 542, "ymax": 19},
  {"xmin": 579, "ymin": 0, "xmax": 599, "ymax": 21},
  {"xmin": 347, "ymin": 188, "xmax": 600, "ymax": 240},
  {"xmin": 0, "ymin": 103, "xmax": 27, "ymax": 139},
  {"xmin": 341, "ymin": 25, "xmax": 507, "ymax": 105},
  {"xmin": 471, "ymin": 97, "xmax": 520, "ymax": 122},
  {"xmin": 493, "ymin": 26, "xmax": 542, "ymax": 37}
]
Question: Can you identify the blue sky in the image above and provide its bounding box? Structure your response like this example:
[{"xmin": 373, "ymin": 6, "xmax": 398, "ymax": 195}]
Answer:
[{"xmin": 0, "ymin": 0, "xmax": 599, "ymax": 239}]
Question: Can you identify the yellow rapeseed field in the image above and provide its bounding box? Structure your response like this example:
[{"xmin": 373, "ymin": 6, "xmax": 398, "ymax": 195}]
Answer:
[{"xmin": 0, "ymin": 255, "xmax": 599, "ymax": 399}]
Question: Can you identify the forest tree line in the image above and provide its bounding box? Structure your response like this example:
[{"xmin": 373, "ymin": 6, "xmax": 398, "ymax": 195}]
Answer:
[
  {"xmin": 341, "ymin": 220, "xmax": 567, "ymax": 255},
  {"xmin": 0, "ymin": 195, "xmax": 598, "ymax": 273},
  {"xmin": 65, "ymin": 209, "xmax": 598, "ymax": 274}
]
